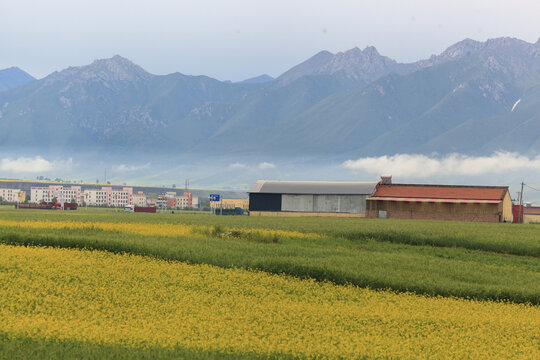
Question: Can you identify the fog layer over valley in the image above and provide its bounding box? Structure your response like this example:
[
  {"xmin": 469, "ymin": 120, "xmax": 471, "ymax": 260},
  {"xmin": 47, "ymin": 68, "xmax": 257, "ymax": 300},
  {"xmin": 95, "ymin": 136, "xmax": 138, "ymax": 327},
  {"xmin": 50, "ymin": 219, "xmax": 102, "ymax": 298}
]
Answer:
[{"xmin": 1, "ymin": 150, "xmax": 539, "ymax": 203}]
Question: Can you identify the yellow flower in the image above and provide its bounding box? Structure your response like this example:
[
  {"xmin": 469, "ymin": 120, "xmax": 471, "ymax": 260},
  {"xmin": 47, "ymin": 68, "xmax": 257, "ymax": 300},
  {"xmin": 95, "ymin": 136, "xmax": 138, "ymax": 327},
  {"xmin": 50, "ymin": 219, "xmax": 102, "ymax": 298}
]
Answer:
[
  {"xmin": 0, "ymin": 219, "xmax": 318, "ymax": 241},
  {"xmin": 0, "ymin": 244, "xmax": 538, "ymax": 359}
]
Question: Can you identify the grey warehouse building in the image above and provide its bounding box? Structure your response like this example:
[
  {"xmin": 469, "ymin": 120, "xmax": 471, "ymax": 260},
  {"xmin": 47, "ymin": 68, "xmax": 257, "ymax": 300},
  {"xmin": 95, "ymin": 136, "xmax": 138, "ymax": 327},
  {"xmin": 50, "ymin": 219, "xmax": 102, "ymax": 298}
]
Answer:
[{"xmin": 249, "ymin": 180, "xmax": 378, "ymax": 217}]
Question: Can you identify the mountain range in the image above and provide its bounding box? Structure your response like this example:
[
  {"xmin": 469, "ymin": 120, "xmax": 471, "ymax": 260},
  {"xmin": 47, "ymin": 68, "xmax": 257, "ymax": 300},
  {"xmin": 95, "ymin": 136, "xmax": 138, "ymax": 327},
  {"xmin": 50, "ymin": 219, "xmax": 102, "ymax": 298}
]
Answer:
[
  {"xmin": 0, "ymin": 67, "xmax": 35, "ymax": 92},
  {"xmin": 1, "ymin": 37, "xmax": 539, "ymax": 156}
]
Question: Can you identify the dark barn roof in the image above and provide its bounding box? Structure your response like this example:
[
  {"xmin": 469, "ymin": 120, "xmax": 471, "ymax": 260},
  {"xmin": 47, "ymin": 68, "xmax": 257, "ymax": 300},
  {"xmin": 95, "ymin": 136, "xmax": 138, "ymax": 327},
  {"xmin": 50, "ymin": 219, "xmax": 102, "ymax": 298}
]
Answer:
[{"xmin": 249, "ymin": 180, "xmax": 378, "ymax": 195}]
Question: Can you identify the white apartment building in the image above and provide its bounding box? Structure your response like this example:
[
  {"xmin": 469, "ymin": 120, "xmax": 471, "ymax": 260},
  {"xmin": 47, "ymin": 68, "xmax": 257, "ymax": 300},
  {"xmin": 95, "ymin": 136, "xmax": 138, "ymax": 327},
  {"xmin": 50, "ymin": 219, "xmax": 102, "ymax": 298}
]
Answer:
[
  {"xmin": 83, "ymin": 187, "xmax": 133, "ymax": 207},
  {"xmin": 30, "ymin": 185, "xmax": 134, "ymax": 206},
  {"xmin": 111, "ymin": 187, "xmax": 132, "ymax": 207},
  {"xmin": 176, "ymin": 195, "xmax": 190, "ymax": 209},
  {"xmin": 175, "ymin": 195, "xmax": 198, "ymax": 209},
  {"xmin": 31, "ymin": 187, "xmax": 54, "ymax": 203},
  {"xmin": 0, "ymin": 188, "xmax": 25, "ymax": 203},
  {"xmin": 83, "ymin": 189, "xmax": 110, "ymax": 206},
  {"xmin": 31, "ymin": 185, "xmax": 82, "ymax": 204},
  {"xmin": 132, "ymin": 191, "xmax": 147, "ymax": 207}
]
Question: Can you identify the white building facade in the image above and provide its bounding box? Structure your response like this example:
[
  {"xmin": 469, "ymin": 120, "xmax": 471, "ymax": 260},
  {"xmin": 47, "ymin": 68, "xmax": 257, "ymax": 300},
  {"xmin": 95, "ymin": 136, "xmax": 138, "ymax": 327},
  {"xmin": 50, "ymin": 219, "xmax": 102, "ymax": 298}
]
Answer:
[
  {"xmin": 132, "ymin": 191, "xmax": 147, "ymax": 207},
  {"xmin": 31, "ymin": 185, "xmax": 82, "ymax": 204},
  {"xmin": 0, "ymin": 188, "xmax": 25, "ymax": 203},
  {"xmin": 82, "ymin": 187, "xmax": 133, "ymax": 207},
  {"xmin": 176, "ymin": 195, "xmax": 190, "ymax": 209},
  {"xmin": 30, "ymin": 185, "xmax": 135, "ymax": 206}
]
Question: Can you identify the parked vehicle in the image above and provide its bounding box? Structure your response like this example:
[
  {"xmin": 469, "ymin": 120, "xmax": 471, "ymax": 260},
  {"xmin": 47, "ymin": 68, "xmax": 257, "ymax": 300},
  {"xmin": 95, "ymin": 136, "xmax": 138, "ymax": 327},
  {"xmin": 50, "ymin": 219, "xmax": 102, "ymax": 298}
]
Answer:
[
  {"xmin": 63, "ymin": 203, "xmax": 78, "ymax": 210},
  {"xmin": 16, "ymin": 202, "xmax": 61, "ymax": 210},
  {"xmin": 134, "ymin": 206, "xmax": 157, "ymax": 213}
]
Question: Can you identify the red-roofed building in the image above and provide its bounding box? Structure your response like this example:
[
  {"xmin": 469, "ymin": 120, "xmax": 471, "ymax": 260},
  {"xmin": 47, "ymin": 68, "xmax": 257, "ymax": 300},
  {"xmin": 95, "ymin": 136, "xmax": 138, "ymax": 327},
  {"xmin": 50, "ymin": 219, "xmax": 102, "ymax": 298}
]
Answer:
[
  {"xmin": 523, "ymin": 205, "xmax": 540, "ymax": 224},
  {"xmin": 366, "ymin": 180, "xmax": 513, "ymax": 223}
]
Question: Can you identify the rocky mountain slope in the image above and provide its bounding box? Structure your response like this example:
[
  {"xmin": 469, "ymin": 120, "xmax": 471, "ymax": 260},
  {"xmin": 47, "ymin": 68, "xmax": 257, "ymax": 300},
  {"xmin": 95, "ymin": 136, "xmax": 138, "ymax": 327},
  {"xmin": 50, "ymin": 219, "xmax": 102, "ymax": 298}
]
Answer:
[{"xmin": 1, "ymin": 37, "xmax": 539, "ymax": 156}]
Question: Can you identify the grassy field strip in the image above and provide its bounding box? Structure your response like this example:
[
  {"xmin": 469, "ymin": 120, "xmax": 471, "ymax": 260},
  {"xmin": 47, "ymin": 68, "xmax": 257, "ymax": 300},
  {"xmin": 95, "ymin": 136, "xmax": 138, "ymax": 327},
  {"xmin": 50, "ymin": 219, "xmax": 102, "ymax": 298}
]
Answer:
[
  {"xmin": 1, "ymin": 207, "xmax": 538, "ymax": 256},
  {"xmin": 0, "ymin": 331, "xmax": 278, "ymax": 360},
  {"xmin": 1, "ymin": 222, "xmax": 539, "ymax": 304},
  {"xmin": 0, "ymin": 219, "xmax": 318, "ymax": 241},
  {"xmin": 1, "ymin": 244, "xmax": 539, "ymax": 359}
]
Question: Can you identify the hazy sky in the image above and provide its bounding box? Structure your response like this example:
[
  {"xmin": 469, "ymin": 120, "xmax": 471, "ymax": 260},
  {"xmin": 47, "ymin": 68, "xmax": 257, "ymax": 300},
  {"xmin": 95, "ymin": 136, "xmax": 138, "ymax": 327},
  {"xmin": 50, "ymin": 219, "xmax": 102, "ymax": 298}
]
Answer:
[{"xmin": 2, "ymin": 0, "xmax": 539, "ymax": 81}]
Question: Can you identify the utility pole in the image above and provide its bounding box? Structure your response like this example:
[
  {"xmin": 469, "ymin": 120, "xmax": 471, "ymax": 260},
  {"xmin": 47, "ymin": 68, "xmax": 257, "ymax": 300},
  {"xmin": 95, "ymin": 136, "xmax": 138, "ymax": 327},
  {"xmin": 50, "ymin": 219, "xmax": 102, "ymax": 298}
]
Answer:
[{"xmin": 519, "ymin": 182, "xmax": 524, "ymax": 223}]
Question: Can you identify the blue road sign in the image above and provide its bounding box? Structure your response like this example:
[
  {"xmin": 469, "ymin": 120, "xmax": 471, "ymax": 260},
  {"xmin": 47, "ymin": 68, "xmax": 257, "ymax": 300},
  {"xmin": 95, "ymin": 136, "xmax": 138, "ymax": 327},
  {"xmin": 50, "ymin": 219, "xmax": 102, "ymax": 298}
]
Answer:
[{"xmin": 209, "ymin": 194, "xmax": 220, "ymax": 202}]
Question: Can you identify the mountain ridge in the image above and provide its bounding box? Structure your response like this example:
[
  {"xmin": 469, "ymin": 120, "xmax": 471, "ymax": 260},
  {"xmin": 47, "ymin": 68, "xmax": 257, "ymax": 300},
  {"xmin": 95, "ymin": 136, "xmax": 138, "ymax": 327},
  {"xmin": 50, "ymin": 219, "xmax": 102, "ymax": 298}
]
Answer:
[
  {"xmin": 1, "ymin": 37, "xmax": 539, "ymax": 157},
  {"xmin": 0, "ymin": 67, "xmax": 35, "ymax": 92},
  {"xmin": 239, "ymin": 74, "xmax": 274, "ymax": 84}
]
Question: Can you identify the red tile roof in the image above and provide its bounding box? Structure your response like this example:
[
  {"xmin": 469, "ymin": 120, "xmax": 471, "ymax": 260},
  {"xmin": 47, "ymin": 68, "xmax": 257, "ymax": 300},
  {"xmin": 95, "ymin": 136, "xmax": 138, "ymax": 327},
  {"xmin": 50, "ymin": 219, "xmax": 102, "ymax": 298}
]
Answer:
[
  {"xmin": 524, "ymin": 207, "xmax": 540, "ymax": 215},
  {"xmin": 372, "ymin": 184, "xmax": 508, "ymax": 201}
]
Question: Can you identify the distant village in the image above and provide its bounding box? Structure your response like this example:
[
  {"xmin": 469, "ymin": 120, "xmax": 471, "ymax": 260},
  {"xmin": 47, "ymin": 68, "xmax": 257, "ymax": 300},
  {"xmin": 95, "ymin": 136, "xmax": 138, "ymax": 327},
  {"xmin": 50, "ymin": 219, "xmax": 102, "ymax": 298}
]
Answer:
[
  {"xmin": 1, "ymin": 185, "xmax": 198, "ymax": 209},
  {"xmin": 1, "ymin": 177, "xmax": 538, "ymax": 223}
]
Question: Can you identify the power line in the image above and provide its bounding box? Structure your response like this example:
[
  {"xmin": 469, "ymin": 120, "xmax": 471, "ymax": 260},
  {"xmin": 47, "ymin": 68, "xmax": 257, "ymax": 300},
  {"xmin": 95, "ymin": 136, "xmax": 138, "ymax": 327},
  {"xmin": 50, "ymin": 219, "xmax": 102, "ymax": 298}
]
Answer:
[{"xmin": 524, "ymin": 184, "xmax": 540, "ymax": 192}]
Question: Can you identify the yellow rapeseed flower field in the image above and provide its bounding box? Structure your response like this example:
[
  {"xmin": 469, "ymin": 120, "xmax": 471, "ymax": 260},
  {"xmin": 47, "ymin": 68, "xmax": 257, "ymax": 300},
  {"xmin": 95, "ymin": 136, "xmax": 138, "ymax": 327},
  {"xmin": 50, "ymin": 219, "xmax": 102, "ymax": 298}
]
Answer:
[
  {"xmin": 0, "ymin": 219, "xmax": 316, "ymax": 240},
  {"xmin": 0, "ymin": 244, "xmax": 538, "ymax": 359}
]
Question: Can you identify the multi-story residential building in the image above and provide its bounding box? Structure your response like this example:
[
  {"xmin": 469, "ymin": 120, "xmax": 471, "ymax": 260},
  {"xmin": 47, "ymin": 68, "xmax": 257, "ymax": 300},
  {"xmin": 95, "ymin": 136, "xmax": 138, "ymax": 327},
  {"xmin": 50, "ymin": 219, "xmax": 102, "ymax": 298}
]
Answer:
[
  {"xmin": 31, "ymin": 187, "xmax": 53, "ymax": 203},
  {"xmin": 156, "ymin": 194, "xmax": 168, "ymax": 208},
  {"xmin": 176, "ymin": 192, "xmax": 195, "ymax": 209},
  {"xmin": 31, "ymin": 185, "xmax": 82, "ymax": 204},
  {"xmin": 83, "ymin": 188, "xmax": 109, "ymax": 206},
  {"xmin": 146, "ymin": 193, "xmax": 158, "ymax": 206},
  {"xmin": 147, "ymin": 192, "xmax": 197, "ymax": 209},
  {"xmin": 176, "ymin": 195, "xmax": 190, "ymax": 209},
  {"xmin": 111, "ymin": 187, "xmax": 133, "ymax": 207},
  {"xmin": 164, "ymin": 192, "xmax": 177, "ymax": 208},
  {"xmin": 0, "ymin": 188, "xmax": 25, "ymax": 203},
  {"xmin": 132, "ymin": 191, "xmax": 147, "ymax": 207},
  {"xmin": 83, "ymin": 187, "xmax": 133, "ymax": 207},
  {"xmin": 165, "ymin": 192, "xmax": 177, "ymax": 198},
  {"xmin": 62, "ymin": 186, "xmax": 82, "ymax": 203},
  {"xmin": 167, "ymin": 197, "xmax": 177, "ymax": 208}
]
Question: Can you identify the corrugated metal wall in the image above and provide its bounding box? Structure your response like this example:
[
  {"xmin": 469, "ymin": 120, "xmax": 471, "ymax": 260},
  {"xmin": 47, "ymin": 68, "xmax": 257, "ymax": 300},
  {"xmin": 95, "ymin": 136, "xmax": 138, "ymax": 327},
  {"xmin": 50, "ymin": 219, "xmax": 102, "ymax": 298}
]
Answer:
[
  {"xmin": 282, "ymin": 194, "xmax": 313, "ymax": 212},
  {"xmin": 282, "ymin": 194, "xmax": 367, "ymax": 214}
]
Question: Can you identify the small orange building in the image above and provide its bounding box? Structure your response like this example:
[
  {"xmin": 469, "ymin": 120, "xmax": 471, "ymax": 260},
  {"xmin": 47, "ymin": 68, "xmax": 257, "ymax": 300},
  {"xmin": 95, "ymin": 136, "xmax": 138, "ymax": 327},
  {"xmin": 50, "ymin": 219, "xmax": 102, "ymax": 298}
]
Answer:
[
  {"xmin": 366, "ymin": 183, "xmax": 513, "ymax": 223},
  {"xmin": 523, "ymin": 205, "xmax": 540, "ymax": 224},
  {"xmin": 210, "ymin": 198, "xmax": 249, "ymax": 210}
]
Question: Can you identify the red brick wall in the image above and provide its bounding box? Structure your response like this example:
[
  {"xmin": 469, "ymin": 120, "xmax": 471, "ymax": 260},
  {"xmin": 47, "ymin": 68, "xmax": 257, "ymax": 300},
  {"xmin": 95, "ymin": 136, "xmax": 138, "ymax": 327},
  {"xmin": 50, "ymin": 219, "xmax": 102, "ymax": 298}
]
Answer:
[{"xmin": 366, "ymin": 200, "xmax": 501, "ymax": 222}]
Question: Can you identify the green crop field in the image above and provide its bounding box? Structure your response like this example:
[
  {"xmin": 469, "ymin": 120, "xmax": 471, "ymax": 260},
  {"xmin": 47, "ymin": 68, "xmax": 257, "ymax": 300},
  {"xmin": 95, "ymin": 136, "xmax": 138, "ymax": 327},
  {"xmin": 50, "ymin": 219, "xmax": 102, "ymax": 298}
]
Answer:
[
  {"xmin": 0, "ymin": 205, "xmax": 538, "ymax": 303},
  {"xmin": 0, "ymin": 205, "xmax": 539, "ymax": 359}
]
